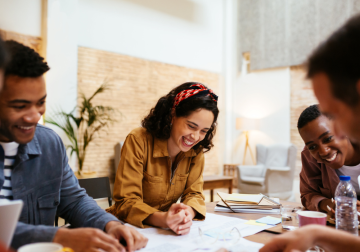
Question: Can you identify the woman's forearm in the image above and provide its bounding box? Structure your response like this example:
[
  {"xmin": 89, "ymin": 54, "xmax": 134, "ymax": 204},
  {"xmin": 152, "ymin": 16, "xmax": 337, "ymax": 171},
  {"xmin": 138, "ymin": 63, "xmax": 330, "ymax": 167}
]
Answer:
[{"xmin": 144, "ymin": 212, "xmax": 167, "ymax": 228}]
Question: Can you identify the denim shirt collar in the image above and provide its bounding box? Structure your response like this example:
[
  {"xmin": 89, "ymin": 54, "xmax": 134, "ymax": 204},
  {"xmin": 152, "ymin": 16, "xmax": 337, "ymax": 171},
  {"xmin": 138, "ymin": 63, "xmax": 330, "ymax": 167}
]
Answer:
[{"xmin": 16, "ymin": 134, "xmax": 42, "ymax": 164}]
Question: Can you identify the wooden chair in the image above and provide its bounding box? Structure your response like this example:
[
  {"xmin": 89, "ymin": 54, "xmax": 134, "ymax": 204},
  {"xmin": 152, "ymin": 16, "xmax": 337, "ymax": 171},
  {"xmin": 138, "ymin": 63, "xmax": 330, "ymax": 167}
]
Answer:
[
  {"xmin": 223, "ymin": 163, "xmax": 239, "ymax": 188},
  {"xmin": 55, "ymin": 177, "xmax": 112, "ymax": 226}
]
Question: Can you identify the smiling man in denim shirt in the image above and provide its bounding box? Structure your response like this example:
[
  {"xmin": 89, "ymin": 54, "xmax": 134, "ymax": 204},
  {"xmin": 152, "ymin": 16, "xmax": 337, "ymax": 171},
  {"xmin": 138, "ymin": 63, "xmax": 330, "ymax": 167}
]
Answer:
[{"xmin": 0, "ymin": 40, "xmax": 148, "ymax": 252}]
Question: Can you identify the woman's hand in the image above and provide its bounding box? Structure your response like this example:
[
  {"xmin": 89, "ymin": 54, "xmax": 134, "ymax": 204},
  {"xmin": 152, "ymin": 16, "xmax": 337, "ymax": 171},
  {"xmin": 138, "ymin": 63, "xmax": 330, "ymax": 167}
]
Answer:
[
  {"xmin": 144, "ymin": 203, "xmax": 196, "ymax": 235},
  {"xmin": 319, "ymin": 198, "xmax": 335, "ymax": 219},
  {"xmin": 165, "ymin": 203, "xmax": 194, "ymax": 235},
  {"xmin": 320, "ymin": 199, "xmax": 360, "ymax": 221}
]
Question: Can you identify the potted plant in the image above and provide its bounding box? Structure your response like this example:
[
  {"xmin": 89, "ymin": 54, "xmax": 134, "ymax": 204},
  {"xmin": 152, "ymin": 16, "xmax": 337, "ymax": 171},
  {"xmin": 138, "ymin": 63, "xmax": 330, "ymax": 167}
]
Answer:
[{"xmin": 46, "ymin": 83, "xmax": 116, "ymax": 178}]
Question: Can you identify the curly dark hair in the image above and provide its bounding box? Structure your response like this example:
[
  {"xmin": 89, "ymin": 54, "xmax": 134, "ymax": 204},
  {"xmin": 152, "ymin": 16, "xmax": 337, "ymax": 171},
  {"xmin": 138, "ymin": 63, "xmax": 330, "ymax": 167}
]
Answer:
[
  {"xmin": 142, "ymin": 82, "xmax": 219, "ymax": 152},
  {"xmin": 297, "ymin": 104, "xmax": 323, "ymax": 129},
  {"xmin": 4, "ymin": 40, "xmax": 49, "ymax": 78},
  {"xmin": 0, "ymin": 35, "xmax": 8, "ymax": 69},
  {"xmin": 307, "ymin": 14, "xmax": 360, "ymax": 107}
]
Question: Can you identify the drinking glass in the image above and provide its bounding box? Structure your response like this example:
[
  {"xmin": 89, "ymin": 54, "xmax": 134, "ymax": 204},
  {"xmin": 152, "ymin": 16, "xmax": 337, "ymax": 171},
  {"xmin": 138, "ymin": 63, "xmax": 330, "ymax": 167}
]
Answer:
[{"xmin": 281, "ymin": 205, "xmax": 302, "ymax": 230}]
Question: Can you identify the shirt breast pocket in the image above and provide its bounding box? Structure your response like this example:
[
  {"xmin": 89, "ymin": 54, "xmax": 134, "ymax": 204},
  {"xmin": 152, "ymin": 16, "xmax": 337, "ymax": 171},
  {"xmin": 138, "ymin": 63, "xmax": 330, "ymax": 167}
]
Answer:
[
  {"xmin": 142, "ymin": 172, "xmax": 164, "ymax": 207},
  {"xmin": 37, "ymin": 191, "xmax": 60, "ymax": 225},
  {"xmin": 174, "ymin": 173, "xmax": 189, "ymax": 200}
]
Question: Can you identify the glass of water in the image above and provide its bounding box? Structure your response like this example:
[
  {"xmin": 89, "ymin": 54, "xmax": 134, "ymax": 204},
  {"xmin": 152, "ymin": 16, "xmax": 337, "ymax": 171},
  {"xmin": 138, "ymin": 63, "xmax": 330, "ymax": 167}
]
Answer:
[{"xmin": 281, "ymin": 205, "xmax": 302, "ymax": 230}]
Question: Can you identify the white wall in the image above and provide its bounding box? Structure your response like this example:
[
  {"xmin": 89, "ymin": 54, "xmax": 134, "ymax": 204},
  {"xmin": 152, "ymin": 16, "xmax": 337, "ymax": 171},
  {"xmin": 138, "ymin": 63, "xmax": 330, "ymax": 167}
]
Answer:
[
  {"xmin": 46, "ymin": 0, "xmax": 78, "ymax": 116},
  {"xmin": 0, "ymin": 0, "xmax": 42, "ymax": 36},
  {"xmin": 45, "ymin": 0, "xmax": 79, "ymax": 169},
  {"xmin": 232, "ymin": 66, "xmax": 291, "ymax": 164},
  {"xmin": 77, "ymin": 0, "xmax": 223, "ymax": 73}
]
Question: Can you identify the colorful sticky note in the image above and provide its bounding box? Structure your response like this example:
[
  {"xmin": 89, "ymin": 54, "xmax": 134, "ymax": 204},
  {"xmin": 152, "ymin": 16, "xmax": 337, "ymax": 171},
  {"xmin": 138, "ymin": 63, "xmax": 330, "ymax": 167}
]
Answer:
[
  {"xmin": 256, "ymin": 216, "xmax": 281, "ymax": 225},
  {"xmin": 245, "ymin": 220, "xmax": 267, "ymax": 226}
]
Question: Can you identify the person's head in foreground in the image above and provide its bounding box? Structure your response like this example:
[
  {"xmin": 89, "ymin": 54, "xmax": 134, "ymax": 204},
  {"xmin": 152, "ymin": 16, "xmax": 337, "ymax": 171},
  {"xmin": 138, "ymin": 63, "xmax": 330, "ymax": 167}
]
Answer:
[
  {"xmin": 142, "ymin": 82, "xmax": 219, "ymax": 155},
  {"xmin": 260, "ymin": 14, "xmax": 360, "ymax": 252},
  {"xmin": 0, "ymin": 40, "xmax": 49, "ymax": 144},
  {"xmin": 308, "ymin": 14, "xmax": 360, "ymax": 143},
  {"xmin": 298, "ymin": 104, "xmax": 360, "ymax": 169},
  {"xmin": 0, "ymin": 35, "xmax": 8, "ymax": 90}
]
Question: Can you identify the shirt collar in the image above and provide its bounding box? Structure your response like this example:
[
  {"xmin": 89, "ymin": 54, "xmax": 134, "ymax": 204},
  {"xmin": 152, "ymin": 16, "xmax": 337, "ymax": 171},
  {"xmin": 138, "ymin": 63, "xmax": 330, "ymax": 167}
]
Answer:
[
  {"xmin": 18, "ymin": 133, "xmax": 42, "ymax": 156},
  {"xmin": 153, "ymin": 137, "xmax": 196, "ymax": 158}
]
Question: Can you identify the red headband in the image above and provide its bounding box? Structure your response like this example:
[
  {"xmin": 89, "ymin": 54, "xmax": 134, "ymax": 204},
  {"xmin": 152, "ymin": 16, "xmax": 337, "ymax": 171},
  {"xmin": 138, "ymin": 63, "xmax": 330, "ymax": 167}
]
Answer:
[{"xmin": 173, "ymin": 83, "xmax": 218, "ymax": 108}]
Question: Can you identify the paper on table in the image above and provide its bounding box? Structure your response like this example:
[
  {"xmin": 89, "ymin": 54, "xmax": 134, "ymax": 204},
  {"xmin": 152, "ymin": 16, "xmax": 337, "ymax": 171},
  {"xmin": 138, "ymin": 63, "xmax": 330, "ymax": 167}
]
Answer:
[
  {"xmin": 215, "ymin": 206, "xmax": 280, "ymax": 214},
  {"xmin": 126, "ymin": 213, "xmax": 269, "ymax": 252},
  {"xmin": 245, "ymin": 220, "xmax": 267, "ymax": 226},
  {"xmin": 256, "ymin": 216, "xmax": 281, "ymax": 225}
]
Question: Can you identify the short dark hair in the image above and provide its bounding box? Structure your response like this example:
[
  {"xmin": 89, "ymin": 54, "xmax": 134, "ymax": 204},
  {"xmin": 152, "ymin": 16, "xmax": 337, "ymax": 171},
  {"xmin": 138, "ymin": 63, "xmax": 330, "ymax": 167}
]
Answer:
[
  {"xmin": 4, "ymin": 40, "xmax": 49, "ymax": 78},
  {"xmin": 0, "ymin": 35, "xmax": 8, "ymax": 69},
  {"xmin": 307, "ymin": 14, "xmax": 360, "ymax": 107},
  {"xmin": 141, "ymin": 82, "xmax": 219, "ymax": 153},
  {"xmin": 297, "ymin": 104, "xmax": 322, "ymax": 129}
]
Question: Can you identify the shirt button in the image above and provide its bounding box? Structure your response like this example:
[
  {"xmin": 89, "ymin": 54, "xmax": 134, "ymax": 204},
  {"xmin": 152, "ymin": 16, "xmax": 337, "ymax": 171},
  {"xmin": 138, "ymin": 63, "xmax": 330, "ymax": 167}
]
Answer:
[{"xmin": 172, "ymin": 183, "xmax": 174, "ymax": 185}]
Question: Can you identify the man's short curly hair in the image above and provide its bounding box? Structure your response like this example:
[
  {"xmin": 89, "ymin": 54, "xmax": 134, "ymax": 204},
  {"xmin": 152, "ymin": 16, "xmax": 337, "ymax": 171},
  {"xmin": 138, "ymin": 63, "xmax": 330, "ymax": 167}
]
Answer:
[
  {"xmin": 307, "ymin": 14, "xmax": 360, "ymax": 107},
  {"xmin": 0, "ymin": 35, "xmax": 8, "ymax": 69},
  {"xmin": 142, "ymin": 82, "xmax": 219, "ymax": 153},
  {"xmin": 4, "ymin": 40, "xmax": 49, "ymax": 78},
  {"xmin": 297, "ymin": 104, "xmax": 322, "ymax": 129}
]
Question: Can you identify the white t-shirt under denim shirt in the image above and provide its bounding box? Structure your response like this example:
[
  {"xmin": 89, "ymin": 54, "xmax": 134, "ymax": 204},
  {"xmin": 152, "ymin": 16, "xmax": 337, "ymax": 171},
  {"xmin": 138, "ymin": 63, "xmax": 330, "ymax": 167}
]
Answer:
[
  {"xmin": 335, "ymin": 163, "xmax": 360, "ymax": 196},
  {"xmin": 0, "ymin": 142, "xmax": 19, "ymax": 200}
]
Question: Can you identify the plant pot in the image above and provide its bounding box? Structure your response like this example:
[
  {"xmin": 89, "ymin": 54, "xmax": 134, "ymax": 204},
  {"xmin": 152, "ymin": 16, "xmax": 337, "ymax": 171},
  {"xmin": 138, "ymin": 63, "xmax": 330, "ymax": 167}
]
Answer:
[{"xmin": 75, "ymin": 170, "xmax": 97, "ymax": 179}]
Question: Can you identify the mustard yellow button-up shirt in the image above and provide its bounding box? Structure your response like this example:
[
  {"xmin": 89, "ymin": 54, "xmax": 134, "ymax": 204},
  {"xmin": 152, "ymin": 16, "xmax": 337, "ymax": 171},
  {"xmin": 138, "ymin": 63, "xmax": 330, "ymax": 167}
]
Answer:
[{"xmin": 107, "ymin": 127, "xmax": 206, "ymax": 228}]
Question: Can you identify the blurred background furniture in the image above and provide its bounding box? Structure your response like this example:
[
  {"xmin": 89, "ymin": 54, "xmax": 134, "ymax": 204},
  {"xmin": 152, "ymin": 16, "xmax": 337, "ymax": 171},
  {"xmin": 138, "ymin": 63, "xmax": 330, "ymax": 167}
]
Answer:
[
  {"xmin": 203, "ymin": 175, "xmax": 233, "ymax": 202},
  {"xmin": 236, "ymin": 143, "xmax": 297, "ymax": 200},
  {"xmin": 236, "ymin": 117, "xmax": 260, "ymax": 165},
  {"xmin": 223, "ymin": 163, "xmax": 239, "ymax": 188},
  {"xmin": 55, "ymin": 177, "xmax": 112, "ymax": 226}
]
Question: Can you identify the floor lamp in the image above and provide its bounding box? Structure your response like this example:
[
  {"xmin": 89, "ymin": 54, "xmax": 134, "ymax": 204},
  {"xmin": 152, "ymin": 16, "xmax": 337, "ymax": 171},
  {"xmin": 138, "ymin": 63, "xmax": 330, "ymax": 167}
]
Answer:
[{"xmin": 236, "ymin": 117, "xmax": 259, "ymax": 165}]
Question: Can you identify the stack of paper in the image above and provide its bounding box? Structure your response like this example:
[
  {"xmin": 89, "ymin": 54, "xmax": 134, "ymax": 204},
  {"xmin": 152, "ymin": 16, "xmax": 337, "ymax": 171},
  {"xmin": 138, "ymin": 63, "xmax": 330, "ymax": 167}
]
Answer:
[{"xmin": 215, "ymin": 192, "xmax": 281, "ymax": 214}]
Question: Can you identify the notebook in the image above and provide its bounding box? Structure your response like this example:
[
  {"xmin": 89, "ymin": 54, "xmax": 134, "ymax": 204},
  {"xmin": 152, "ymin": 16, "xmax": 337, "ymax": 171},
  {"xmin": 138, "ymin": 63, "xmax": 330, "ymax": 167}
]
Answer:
[
  {"xmin": 217, "ymin": 192, "xmax": 281, "ymax": 213},
  {"xmin": 0, "ymin": 199, "xmax": 23, "ymax": 248}
]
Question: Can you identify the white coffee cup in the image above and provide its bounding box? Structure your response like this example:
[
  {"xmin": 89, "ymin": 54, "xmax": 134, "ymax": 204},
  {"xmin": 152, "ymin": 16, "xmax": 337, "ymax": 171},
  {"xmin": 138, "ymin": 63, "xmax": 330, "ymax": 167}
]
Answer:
[{"xmin": 18, "ymin": 242, "xmax": 72, "ymax": 252}]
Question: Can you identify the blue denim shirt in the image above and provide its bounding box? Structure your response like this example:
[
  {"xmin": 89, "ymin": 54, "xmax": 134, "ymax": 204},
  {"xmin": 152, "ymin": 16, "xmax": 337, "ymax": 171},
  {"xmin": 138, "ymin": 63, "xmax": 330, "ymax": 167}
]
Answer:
[{"xmin": 0, "ymin": 125, "xmax": 120, "ymax": 249}]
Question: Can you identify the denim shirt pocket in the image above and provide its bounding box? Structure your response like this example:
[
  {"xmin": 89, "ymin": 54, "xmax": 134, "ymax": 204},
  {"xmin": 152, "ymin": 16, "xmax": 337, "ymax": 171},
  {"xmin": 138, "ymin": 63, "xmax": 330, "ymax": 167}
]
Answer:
[{"xmin": 37, "ymin": 191, "xmax": 60, "ymax": 225}]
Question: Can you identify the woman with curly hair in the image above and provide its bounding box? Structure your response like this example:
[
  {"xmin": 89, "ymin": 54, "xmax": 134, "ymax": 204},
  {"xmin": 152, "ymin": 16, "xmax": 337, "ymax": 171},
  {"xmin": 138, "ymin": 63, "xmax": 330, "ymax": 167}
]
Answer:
[{"xmin": 107, "ymin": 82, "xmax": 219, "ymax": 235}]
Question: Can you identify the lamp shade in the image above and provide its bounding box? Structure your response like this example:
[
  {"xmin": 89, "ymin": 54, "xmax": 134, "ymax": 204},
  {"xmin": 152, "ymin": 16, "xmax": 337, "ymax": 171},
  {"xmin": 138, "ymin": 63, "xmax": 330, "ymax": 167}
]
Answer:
[{"xmin": 236, "ymin": 117, "xmax": 259, "ymax": 131}]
